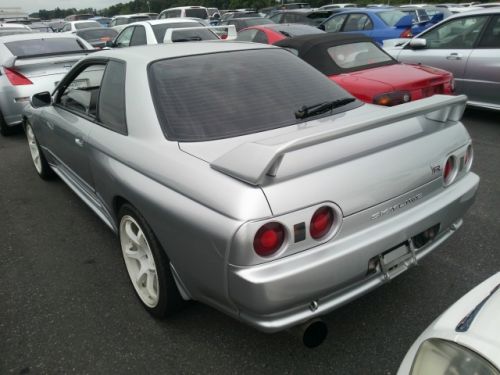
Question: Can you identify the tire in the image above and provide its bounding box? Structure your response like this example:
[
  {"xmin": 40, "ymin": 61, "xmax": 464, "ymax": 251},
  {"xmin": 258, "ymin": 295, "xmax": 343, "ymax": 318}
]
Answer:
[
  {"xmin": 25, "ymin": 121, "xmax": 54, "ymax": 180},
  {"xmin": 118, "ymin": 203, "xmax": 184, "ymax": 317}
]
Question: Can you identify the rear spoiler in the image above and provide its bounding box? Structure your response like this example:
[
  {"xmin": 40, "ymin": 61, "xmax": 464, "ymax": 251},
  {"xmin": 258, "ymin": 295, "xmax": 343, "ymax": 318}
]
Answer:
[
  {"xmin": 163, "ymin": 25, "xmax": 237, "ymax": 43},
  {"xmin": 3, "ymin": 49, "xmax": 96, "ymax": 68},
  {"xmin": 210, "ymin": 94, "xmax": 467, "ymax": 185}
]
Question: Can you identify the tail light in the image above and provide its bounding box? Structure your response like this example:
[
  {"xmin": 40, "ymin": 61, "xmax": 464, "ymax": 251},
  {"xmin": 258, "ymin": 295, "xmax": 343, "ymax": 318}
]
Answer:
[
  {"xmin": 310, "ymin": 206, "xmax": 334, "ymax": 240},
  {"xmin": 400, "ymin": 28, "xmax": 413, "ymax": 38},
  {"xmin": 443, "ymin": 156, "xmax": 457, "ymax": 186},
  {"xmin": 253, "ymin": 222, "xmax": 285, "ymax": 256},
  {"xmin": 373, "ymin": 91, "xmax": 411, "ymax": 106},
  {"xmin": 3, "ymin": 67, "xmax": 33, "ymax": 86}
]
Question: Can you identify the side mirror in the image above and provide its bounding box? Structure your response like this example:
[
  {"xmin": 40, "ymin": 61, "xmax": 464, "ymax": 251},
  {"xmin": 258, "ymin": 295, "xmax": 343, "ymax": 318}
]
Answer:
[
  {"xmin": 31, "ymin": 92, "xmax": 52, "ymax": 108},
  {"xmin": 318, "ymin": 24, "xmax": 325, "ymax": 31},
  {"xmin": 409, "ymin": 38, "xmax": 427, "ymax": 49}
]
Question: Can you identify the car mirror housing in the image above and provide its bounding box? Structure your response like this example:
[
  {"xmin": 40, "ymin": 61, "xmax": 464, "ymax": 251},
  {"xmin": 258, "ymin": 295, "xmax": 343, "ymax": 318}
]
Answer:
[
  {"xmin": 409, "ymin": 38, "xmax": 427, "ymax": 49},
  {"xmin": 31, "ymin": 92, "xmax": 52, "ymax": 108}
]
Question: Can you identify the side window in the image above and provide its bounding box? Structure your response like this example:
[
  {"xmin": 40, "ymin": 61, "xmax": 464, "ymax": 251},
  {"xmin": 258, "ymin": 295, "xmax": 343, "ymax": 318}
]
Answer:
[
  {"xmin": 110, "ymin": 19, "xmax": 116, "ymax": 27},
  {"xmin": 98, "ymin": 61, "xmax": 127, "ymax": 134},
  {"xmin": 422, "ymin": 15, "xmax": 489, "ymax": 49},
  {"xmin": 62, "ymin": 24, "xmax": 71, "ymax": 32},
  {"xmin": 343, "ymin": 14, "xmax": 371, "ymax": 31},
  {"xmin": 159, "ymin": 12, "xmax": 166, "ymax": 19},
  {"xmin": 58, "ymin": 64, "xmax": 106, "ymax": 117},
  {"xmin": 236, "ymin": 29, "xmax": 258, "ymax": 41},
  {"xmin": 478, "ymin": 15, "xmax": 500, "ymax": 48},
  {"xmin": 254, "ymin": 30, "xmax": 269, "ymax": 44},
  {"xmin": 270, "ymin": 14, "xmax": 283, "ymax": 23},
  {"xmin": 116, "ymin": 18, "xmax": 127, "ymax": 25},
  {"xmin": 324, "ymin": 14, "xmax": 347, "ymax": 32},
  {"xmin": 130, "ymin": 26, "xmax": 147, "ymax": 46},
  {"xmin": 115, "ymin": 27, "xmax": 134, "ymax": 48}
]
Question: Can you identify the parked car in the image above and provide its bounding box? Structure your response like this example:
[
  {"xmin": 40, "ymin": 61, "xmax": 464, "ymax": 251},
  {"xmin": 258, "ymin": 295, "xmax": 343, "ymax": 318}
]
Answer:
[
  {"xmin": 89, "ymin": 16, "xmax": 112, "ymax": 27},
  {"xmin": 158, "ymin": 6, "xmax": 210, "ymax": 20},
  {"xmin": 275, "ymin": 33, "xmax": 454, "ymax": 105},
  {"xmin": 237, "ymin": 23, "xmax": 324, "ymax": 44},
  {"xmin": 319, "ymin": 3, "xmax": 357, "ymax": 10},
  {"xmin": 110, "ymin": 19, "xmax": 220, "ymax": 48},
  {"xmin": 110, "ymin": 14, "xmax": 151, "ymax": 32},
  {"xmin": 60, "ymin": 20, "xmax": 102, "ymax": 33},
  {"xmin": 221, "ymin": 10, "xmax": 262, "ymax": 22},
  {"xmin": 222, "ymin": 17, "xmax": 274, "ymax": 31},
  {"xmin": 386, "ymin": 8, "xmax": 500, "ymax": 110},
  {"xmin": 0, "ymin": 33, "xmax": 93, "ymax": 135},
  {"xmin": 398, "ymin": 6, "xmax": 449, "ymax": 34},
  {"xmin": 269, "ymin": 9, "xmax": 336, "ymax": 26},
  {"xmin": 23, "ymin": 41, "xmax": 478, "ymax": 346},
  {"xmin": 398, "ymin": 272, "xmax": 500, "ymax": 375},
  {"xmin": 75, "ymin": 27, "xmax": 118, "ymax": 49},
  {"xmin": 26, "ymin": 22, "xmax": 53, "ymax": 33},
  {"xmin": 319, "ymin": 8, "xmax": 415, "ymax": 44},
  {"xmin": 0, "ymin": 23, "xmax": 32, "ymax": 36}
]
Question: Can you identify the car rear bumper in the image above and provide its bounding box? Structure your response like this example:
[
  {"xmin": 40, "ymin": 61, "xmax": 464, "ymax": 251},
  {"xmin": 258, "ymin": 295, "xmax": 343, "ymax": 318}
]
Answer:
[{"xmin": 227, "ymin": 173, "xmax": 480, "ymax": 332}]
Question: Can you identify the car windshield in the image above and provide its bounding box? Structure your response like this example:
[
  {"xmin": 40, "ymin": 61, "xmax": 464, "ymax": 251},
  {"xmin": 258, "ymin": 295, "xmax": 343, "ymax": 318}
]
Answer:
[
  {"xmin": 75, "ymin": 21, "xmax": 101, "ymax": 30},
  {"xmin": 149, "ymin": 49, "xmax": 358, "ymax": 141},
  {"xmin": 5, "ymin": 38, "xmax": 86, "ymax": 57},
  {"xmin": 327, "ymin": 41, "xmax": 395, "ymax": 69},
  {"xmin": 77, "ymin": 29, "xmax": 118, "ymax": 40},
  {"xmin": 152, "ymin": 22, "xmax": 218, "ymax": 42},
  {"xmin": 238, "ymin": 18, "xmax": 274, "ymax": 27},
  {"xmin": 185, "ymin": 9, "xmax": 208, "ymax": 19},
  {"xmin": 378, "ymin": 10, "xmax": 408, "ymax": 26}
]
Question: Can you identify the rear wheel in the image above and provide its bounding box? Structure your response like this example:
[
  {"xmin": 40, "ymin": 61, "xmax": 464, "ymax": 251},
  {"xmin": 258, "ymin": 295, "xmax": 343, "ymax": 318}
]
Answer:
[
  {"xmin": 25, "ymin": 122, "xmax": 54, "ymax": 179},
  {"xmin": 118, "ymin": 204, "xmax": 184, "ymax": 317}
]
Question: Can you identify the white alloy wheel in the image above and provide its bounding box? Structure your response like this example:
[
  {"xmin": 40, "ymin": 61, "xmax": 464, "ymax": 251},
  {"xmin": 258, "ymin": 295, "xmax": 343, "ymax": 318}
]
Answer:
[
  {"xmin": 26, "ymin": 124, "xmax": 42, "ymax": 174},
  {"xmin": 120, "ymin": 215, "xmax": 160, "ymax": 308}
]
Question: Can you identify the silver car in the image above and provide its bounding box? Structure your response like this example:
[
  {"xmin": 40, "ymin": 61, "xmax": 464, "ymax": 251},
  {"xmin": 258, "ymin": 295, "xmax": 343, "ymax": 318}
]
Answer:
[
  {"xmin": 386, "ymin": 8, "xmax": 500, "ymax": 110},
  {"xmin": 23, "ymin": 42, "xmax": 479, "ymax": 346},
  {"xmin": 0, "ymin": 33, "xmax": 93, "ymax": 135}
]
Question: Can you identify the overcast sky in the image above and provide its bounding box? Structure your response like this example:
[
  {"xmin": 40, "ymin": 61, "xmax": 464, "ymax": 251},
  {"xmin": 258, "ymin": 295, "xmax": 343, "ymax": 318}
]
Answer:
[{"xmin": 3, "ymin": 0, "xmax": 126, "ymax": 13}]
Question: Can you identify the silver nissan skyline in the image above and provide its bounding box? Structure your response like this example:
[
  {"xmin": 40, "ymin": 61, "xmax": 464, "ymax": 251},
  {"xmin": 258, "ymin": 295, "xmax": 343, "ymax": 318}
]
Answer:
[{"xmin": 23, "ymin": 42, "xmax": 479, "ymax": 346}]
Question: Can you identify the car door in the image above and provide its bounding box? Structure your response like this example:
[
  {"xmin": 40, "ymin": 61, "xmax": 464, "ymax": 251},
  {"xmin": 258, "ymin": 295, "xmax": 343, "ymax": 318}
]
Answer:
[
  {"xmin": 462, "ymin": 14, "xmax": 500, "ymax": 107},
  {"xmin": 42, "ymin": 62, "xmax": 107, "ymax": 193},
  {"xmin": 397, "ymin": 14, "xmax": 490, "ymax": 92}
]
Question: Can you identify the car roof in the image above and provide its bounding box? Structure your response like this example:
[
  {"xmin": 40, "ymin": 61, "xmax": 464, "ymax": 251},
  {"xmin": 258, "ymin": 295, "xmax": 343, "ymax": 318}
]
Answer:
[
  {"xmin": 444, "ymin": 7, "xmax": 500, "ymax": 16},
  {"xmin": 144, "ymin": 18, "xmax": 202, "ymax": 25},
  {"xmin": 68, "ymin": 20, "xmax": 100, "ymax": 24},
  {"xmin": 163, "ymin": 6, "xmax": 208, "ymax": 10},
  {"xmin": 112, "ymin": 14, "xmax": 149, "ymax": 19},
  {"xmin": 255, "ymin": 23, "xmax": 322, "ymax": 31},
  {"xmin": 0, "ymin": 23, "xmax": 30, "ymax": 28},
  {"xmin": 88, "ymin": 41, "xmax": 273, "ymax": 63},
  {"xmin": 0, "ymin": 32, "xmax": 78, "ymax": 42}
]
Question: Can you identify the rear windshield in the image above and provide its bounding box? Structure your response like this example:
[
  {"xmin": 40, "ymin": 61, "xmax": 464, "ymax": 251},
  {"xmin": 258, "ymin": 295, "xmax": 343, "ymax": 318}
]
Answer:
[
  {"xmin": 149, "ymin": 49, "xmax": 358, "ymax": 141},
  {"xmin": 77, "ymin": 28, "xmax": 118, "ymax": 40},
  {"xmin": 5, "ymin": 38, "xmax": 86, "ymax": 57},
  {"xmin": 184, "ymin": 8, "xmax": 209, "ymax": 19},
  {"xmin": 74, "ymin": 21, "xmax": 101, "ymax": 30},
  {"xmin": 238, "ymin": 18, "xmax": 274, "ymax": 27},
  {"xmin": 328, "ymin": 41, "xmax": 394, "ymax": 69},
  {"xmin": 152, "ymin": 22, "xmax": 217, "ymax": 42},
  {"xmin": 275, "ymin": 24, "xmax": 324, "ymax": 37},
  {"xmin": 378, "ymin": 10, "xmax": 407, "ymax": 26}
]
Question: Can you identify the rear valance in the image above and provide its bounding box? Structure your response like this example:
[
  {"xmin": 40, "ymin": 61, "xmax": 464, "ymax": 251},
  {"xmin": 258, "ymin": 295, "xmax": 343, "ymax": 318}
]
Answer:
[{"xmin": 210, "ymin": 94, "xmax": 467, "ymax": 185}]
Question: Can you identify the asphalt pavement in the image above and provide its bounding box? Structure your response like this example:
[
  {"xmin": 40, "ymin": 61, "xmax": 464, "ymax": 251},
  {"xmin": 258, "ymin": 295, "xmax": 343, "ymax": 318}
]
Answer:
[{"xmin": 1, "ymin": 107, "xmax": 499, "ymax": 374}]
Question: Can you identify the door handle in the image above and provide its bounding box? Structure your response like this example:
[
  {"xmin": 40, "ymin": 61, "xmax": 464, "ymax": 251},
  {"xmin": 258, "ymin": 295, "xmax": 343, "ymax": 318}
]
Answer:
[
  {"xmin": 75, "ymin": 138, "xmax": 84, "ymax": 147},
  {"xmin": 446, "ymin": 53, "xmax": 462, "ymax": 60}
]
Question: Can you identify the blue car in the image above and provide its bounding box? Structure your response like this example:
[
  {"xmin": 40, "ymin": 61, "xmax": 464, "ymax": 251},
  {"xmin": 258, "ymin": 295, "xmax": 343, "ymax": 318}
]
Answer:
[{"xmin": 319, "ymin": 8, "xmax": 414, "ymax": 44}]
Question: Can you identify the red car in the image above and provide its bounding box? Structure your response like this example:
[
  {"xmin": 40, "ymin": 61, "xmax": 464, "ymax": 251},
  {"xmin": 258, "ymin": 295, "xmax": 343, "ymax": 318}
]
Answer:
[
  {"xmin": 240, "ymin": 30, "xmax": 454, "ymax": 106},
  {"xmin": 236, "ymin": 23, "xmax": 324, "ymax": 45}
]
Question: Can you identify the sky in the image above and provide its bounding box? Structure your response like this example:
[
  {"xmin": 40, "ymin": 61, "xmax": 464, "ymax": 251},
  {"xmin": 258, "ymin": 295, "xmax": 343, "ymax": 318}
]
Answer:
[{"xmin": 2, "ymin": 0, "xmax": 127, "ymax": 14}]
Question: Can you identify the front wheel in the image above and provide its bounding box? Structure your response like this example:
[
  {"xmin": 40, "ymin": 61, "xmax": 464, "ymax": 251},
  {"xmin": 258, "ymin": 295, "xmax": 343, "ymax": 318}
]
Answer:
[
  {"xmin": 118, "ymin": 204, "xmax": 184, "ymax": 317},
  {"xmin": 25, "ymin": 122, "xmax": 54, "ymax": 179}
]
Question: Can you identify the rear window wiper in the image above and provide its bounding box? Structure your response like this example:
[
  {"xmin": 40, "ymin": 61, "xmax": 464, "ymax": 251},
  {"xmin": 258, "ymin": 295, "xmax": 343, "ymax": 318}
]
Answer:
[{"xmin": 295, "ymin": 97, "xmax": 356, "ymax": 120}]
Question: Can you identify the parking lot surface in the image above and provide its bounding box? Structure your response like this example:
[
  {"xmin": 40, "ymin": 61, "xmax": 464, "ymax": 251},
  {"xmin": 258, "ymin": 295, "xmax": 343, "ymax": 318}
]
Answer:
[{"xmin": 1, "ymin": 107, "xmax": 499, "ymax": 374}]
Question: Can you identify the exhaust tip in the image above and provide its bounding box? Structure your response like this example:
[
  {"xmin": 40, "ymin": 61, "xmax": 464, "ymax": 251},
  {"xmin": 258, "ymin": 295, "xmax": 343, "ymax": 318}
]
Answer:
[{"xmin": 302, "ymin": 319, "xmax": 328, "ymax": 348}]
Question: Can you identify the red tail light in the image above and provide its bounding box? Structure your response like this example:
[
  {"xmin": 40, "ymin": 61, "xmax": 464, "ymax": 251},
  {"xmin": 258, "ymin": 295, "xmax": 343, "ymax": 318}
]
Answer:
[
  {"xmin": 373, "ymin": 91, "xmax": 411, "ymax": 106},
  {"xmin": 310, "ymin": 206, "xmax": 334, "ymax": 240},
  {"xmin": 443, "ymin": 156, "xmax": 456, "ymax": 185},
  {"xmin": 4, "ymin": 67, "xmax": 33, "ymax": 86},
  {"xmin": 400, "ymin": 28, "xmax": 413, "ymax": 38},
  {"xmin": 253, "ymin": 222, "xmax": 285, "ymax": 256}
]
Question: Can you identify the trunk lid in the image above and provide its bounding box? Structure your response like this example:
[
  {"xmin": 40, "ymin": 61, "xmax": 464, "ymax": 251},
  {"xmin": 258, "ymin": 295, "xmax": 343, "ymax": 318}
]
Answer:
[{"xmin": 180, "ymin": 95, "xmax": 469, "ymax": 216}]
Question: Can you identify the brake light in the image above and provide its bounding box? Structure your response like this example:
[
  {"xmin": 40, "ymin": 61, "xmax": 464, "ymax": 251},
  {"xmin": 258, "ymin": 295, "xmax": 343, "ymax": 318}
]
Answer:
[
  {"xmin": 373, "ymin": 91, "xmax": 411, "ymax": 106},
  {"xmin": 443, "ymin": 156, "xmax": 456, "ymax": 186},
  {"xmin": 310, "ymin": 206, "xmax": 334, "ymax": 240},
  {"xmin": 400, "ymin": 28, "xmax": 413, "ymax": 38},
  {"xmin": 253, "ymin": 222, "xmax": 285, "ymax": 256},
  {"xmin": 3, "ymin": 67, "xmax": 32, "ymax": 86}
]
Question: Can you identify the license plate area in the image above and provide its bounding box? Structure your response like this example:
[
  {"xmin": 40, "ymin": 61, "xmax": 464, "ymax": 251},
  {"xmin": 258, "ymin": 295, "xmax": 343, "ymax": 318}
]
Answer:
[{"xmin": 378, "ymin": 241, "xmax": 417, "ymax": 280}]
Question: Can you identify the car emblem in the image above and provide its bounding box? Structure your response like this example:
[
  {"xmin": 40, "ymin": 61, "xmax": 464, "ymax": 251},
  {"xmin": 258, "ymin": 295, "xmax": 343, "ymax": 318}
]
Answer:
[{"xmin": 371, "ymin": 193, "xmax": 423, "ymax": 220}]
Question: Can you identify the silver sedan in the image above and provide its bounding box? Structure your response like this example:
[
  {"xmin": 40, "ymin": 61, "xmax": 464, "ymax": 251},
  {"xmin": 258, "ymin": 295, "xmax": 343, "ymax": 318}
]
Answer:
[
  {"xmin": 23, "ymin": 42, "xmax": 479, "ymax": 346},
  {"xmin": 386, "ymin": 8, "xmax": 500, "ymax": 111}
]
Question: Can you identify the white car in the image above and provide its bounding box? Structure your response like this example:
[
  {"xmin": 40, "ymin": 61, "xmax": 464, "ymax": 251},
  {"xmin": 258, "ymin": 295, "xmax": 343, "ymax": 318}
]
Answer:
[
  {"xmin": 109, "ymin": 14, "xmax": 152, "ymax": 32},
  {"xmin": 159, "ymin": 6, "xmax": 210, "ymax": 21},
  {"xmin": 60, "ymin": 20, "xmax": 101, "ymax": 33},
  {"xmin": 398, "ymin": 272, "xmax": 500, "ymax": 374}
]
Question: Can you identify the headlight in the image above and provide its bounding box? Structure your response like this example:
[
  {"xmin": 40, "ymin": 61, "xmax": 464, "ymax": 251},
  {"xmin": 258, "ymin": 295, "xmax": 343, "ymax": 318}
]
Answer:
[{"xmin": 410, "ymin": 338, "xmax": 500, "ymax": 375}]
